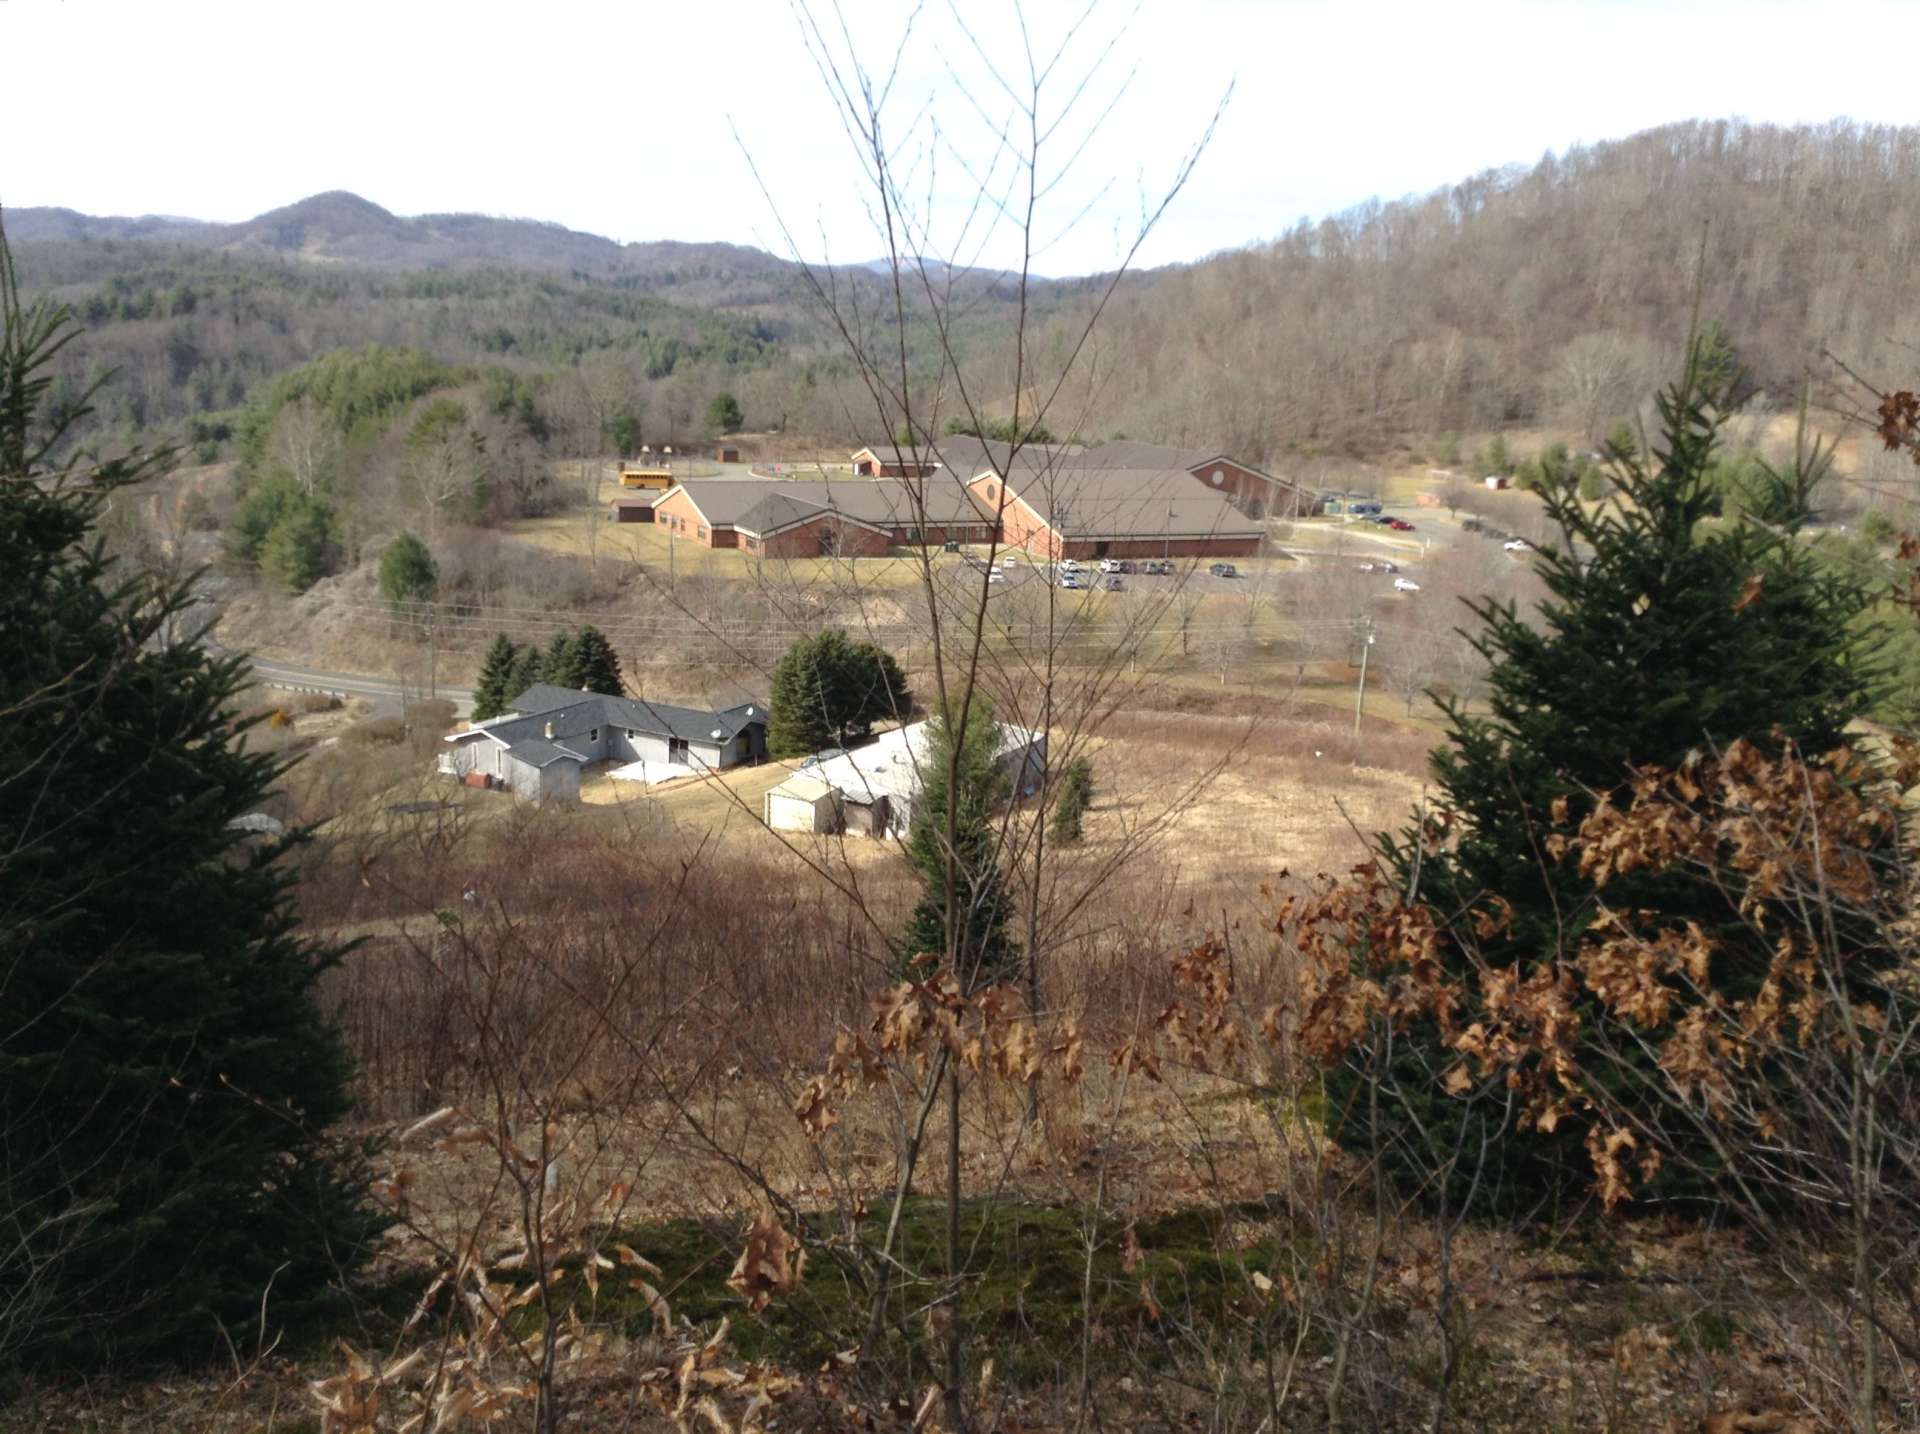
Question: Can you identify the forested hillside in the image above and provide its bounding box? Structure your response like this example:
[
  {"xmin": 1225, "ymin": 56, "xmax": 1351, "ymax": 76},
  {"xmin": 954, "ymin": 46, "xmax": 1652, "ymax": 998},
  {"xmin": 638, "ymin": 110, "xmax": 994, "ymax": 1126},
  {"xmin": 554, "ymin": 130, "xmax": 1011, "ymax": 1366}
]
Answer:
[
  {"xmin": 15, "ymin": 119, "xmax": 1920, "ymax": 473},
  {"xmin": 1040, "ymin": 119, "xmax": 1920, "ymax": 457},
  {"xmin": 7, "ymin": 240, "xmax": 827, "ymax": 455},
  {"xmin": 8, "ymin": 203, "xmax": 1098, "ymax": 463}
]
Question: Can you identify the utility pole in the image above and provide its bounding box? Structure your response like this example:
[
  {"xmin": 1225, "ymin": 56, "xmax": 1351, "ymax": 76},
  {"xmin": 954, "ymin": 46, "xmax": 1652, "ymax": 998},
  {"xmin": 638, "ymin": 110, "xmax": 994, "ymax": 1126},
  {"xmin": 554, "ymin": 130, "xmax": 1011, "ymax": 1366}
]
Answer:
[{"xmin": 1352, "ymin": 618, "xmax": 1375, "ymax": 743}]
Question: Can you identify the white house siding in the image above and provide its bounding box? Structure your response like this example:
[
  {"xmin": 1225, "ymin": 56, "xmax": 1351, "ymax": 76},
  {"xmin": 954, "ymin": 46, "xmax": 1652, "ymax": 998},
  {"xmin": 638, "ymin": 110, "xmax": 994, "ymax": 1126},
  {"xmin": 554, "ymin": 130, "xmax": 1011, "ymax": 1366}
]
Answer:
[
  {"xmin": 500, "ymin": 754, "xmax": 545, "ymax": 797},
  {"xmin": 442, "ymin": 702, "xmax": 763, "ymax": 804},
  {"xmin": 607, "ymin": 729, "xmax": 741, "ymax": 771},
  {"xmin": 613, "ymin": 729, "xmax": 672, "ymax": 765},
  {"xmin": 443, "ymin": 735, "xmax": 504, "ymax": 781}
]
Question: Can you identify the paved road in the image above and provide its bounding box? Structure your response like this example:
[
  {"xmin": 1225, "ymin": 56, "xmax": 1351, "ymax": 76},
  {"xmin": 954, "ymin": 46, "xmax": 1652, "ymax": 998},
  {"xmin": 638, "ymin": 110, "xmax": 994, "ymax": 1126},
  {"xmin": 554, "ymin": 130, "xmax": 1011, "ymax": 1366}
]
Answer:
[{"xmin": 246, "ymin": 655, "xmax": 474, "ymax": 718}]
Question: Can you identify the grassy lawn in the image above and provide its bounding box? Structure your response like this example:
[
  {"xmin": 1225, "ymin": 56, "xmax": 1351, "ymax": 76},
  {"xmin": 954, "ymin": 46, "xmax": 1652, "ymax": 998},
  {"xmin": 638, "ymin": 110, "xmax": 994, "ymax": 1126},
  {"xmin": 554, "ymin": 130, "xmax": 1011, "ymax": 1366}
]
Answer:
[
  {"xmin": 575, "ymin": 756, "xmax": 793, "ymax": 840},
  {"xmin": 506, "ymin": 511, "xmax": 949, "ymax": 594}
]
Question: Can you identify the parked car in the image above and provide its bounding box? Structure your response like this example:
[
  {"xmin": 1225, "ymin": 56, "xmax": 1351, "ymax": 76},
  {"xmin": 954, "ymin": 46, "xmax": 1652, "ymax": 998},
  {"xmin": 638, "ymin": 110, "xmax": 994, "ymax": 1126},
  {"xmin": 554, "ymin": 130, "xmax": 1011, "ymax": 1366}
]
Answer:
[
  {"xmin": 1097, "ymin": 557, "xmax": 1123, "ymax": 573},
  {"xmin": 1366, "ymin": 514, "xmax": 1395, "ymax": 525},
  {"xmin": 1060, "ymin": 558, "xmax": 1081, "ymax": 572},
  {"xmin": 1484, "ymin": 527, "xmax": 1510, "ymax": 541},
  {"xmin": 1356, "ymin": 561, "xmax": 1377, "ymax": 573},
  {"xmin": 1101, "ymin": 575, "xmax": 1125, "ymax": 592},
  {"xmin": 798, "ymin": 747, "xmax": 849, "ymax": 770},
  {"xmin": 1393, "ymin": 577, "xmax": 1422, "ymax": 593},
  {"xmin": 1208, "ymin": 562, "xmax": 1238, "ymax": 578},
  {"xmin": 1001, "ymin": 554, "xmax": 1019, "ymax": 568},
  {"xmin": 1376, "ymin": 560, "xmax": 1399, "ymax": 573},
  {"xmin": 1141, "ymin": 558, "xmax": 1171, "ymax": 575},
  {"xmin": 986, "ymin": 570, "xmax": 1005, "ymax": 584},
  {"xmin": 1387, "ymin": 518, "xmax": 1415, "ymax": 531},
  {"xmin": 1503, "ymin": 538, "xmax": 1530, "ymax": 552},
  {"xmin": 1057, "ymin": 572, "xmax": 1083, "ymax": 589},
  {"xmin": 1462, "ymin": 518, "xmax": 1485, "ymax": 533}
]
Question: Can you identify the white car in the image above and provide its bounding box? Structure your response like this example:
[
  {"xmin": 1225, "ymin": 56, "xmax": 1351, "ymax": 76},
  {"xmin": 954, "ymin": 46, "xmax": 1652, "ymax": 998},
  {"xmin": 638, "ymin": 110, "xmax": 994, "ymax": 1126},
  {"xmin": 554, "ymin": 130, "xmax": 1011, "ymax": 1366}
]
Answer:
[
  {"xmin": 986, "ymin": 570, "xmax": 1005, "ymax": 584},
  {"xmin": 1060, "ymin": 558, "xmax": 1081, "ymax": 572},
  {"xmin": 1097, "ymin": 557, "xmax": 1124, "ymax": 573},
  {"xmin": 1504, "ymin": 538, "xmax": 1530, "ymax": 552},
  {"xmin": 1001, "ymin": 554, "xmax": 1019, "ymax": 569},
  {"xmin": 1057, "ymin": 573, "xmax": 1082, "ymax": 590},
  {"xmin": 1393, "ymin": 577, "xmax": 1422, "ymax": 593}
]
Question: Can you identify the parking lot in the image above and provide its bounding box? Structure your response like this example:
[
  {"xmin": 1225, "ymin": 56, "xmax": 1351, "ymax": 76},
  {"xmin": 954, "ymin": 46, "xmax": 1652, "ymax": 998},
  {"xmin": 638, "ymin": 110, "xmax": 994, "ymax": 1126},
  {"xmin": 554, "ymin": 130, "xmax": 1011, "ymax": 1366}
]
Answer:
[{"xmin": 939, "ymin": 548, "xmax": 1261, "ymax": 596}]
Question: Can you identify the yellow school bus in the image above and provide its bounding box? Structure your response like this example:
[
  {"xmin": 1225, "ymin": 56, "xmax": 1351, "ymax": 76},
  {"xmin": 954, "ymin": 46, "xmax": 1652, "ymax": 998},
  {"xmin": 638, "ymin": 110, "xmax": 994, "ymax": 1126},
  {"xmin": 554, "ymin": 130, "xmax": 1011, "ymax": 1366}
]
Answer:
[{"xmin": 619, "ymin": 466, "xmax": 674, "ymax": 491}]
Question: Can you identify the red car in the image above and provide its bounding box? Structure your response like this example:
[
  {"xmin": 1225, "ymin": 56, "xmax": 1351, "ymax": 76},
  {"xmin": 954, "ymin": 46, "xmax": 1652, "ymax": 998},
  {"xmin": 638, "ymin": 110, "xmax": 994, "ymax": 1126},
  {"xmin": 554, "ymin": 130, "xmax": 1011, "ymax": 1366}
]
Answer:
[{"xmin": 1387, "ymin": 518, "xmax": 1415, "ymax": 531}]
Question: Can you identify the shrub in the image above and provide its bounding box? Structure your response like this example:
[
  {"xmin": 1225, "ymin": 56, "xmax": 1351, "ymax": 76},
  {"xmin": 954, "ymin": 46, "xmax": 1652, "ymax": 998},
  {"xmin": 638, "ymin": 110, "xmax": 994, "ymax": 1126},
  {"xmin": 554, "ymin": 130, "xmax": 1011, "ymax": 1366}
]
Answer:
[
  {"xmin": 404, "ymin": 699, "xmax": 458, "ymax": 731},
  {"xmin": 342, "ymin": 715, "xmax": 408, "ymax": 745},
  {"xmin": 1050, "ymin": 756, "xmax": 1093, "ymax": 845}
]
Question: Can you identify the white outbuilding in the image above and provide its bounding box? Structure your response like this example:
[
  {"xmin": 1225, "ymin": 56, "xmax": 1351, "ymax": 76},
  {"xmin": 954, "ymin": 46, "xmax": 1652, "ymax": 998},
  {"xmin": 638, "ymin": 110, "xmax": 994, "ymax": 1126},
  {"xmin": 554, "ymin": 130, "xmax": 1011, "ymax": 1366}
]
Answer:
[
  {"xmin": 803, "ymin": 719, "xmax": 1047, "ymax": 837},
  {"xmin": 763, "ymin": 774, "xmax": 844, "ymax": 833}
]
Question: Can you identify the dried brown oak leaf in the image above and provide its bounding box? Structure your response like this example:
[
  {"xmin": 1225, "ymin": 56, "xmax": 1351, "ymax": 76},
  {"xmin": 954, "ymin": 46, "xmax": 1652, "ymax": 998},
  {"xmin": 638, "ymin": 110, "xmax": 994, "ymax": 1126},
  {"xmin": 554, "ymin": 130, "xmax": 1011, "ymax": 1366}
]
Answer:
[{"xmin": 728, "ymin": 1211, "xmax": 803, "ymax": 1313}]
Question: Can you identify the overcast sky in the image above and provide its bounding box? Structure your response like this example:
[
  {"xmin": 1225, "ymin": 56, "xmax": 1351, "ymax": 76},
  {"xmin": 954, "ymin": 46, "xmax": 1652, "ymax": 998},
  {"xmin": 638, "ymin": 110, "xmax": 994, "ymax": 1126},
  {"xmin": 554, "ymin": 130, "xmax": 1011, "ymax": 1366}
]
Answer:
[{"xmin": 4, "ymin": 0, "xmax": 1909, "ymax": 276}]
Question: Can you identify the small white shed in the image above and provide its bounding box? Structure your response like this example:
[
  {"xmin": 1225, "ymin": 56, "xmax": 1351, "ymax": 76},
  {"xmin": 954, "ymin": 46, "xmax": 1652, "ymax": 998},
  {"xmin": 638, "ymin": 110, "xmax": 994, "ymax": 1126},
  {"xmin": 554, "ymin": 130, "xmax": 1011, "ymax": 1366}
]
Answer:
[{"xmin": 764, "ymin": 774, "xmax": 843, "ymax": 833}]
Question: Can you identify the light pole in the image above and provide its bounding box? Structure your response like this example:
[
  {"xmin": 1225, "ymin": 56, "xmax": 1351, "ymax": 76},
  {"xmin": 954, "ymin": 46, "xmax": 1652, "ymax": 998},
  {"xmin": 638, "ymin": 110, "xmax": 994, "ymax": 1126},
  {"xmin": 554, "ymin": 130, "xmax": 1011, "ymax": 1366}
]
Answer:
[{"xmin": 1352, "ymin": 618, "xmax": 1375, "ymax": 743}]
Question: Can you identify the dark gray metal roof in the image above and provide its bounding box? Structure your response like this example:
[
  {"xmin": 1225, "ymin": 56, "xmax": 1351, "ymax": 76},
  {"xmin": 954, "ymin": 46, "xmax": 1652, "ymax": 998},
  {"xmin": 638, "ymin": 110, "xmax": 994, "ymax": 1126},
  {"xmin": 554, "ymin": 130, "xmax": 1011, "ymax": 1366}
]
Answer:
[{"xmin": 495, "ymin": 685, "xmax": 767, "ymax": 749}]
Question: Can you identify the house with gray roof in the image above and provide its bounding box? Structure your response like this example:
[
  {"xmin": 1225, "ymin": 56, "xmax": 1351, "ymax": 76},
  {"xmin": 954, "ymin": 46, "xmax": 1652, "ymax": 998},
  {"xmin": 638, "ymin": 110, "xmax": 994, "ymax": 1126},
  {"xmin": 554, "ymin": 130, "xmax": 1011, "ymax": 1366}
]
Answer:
[{"xmin": 439, "ymin": 684, "xmax": 767, "ymax": 802}]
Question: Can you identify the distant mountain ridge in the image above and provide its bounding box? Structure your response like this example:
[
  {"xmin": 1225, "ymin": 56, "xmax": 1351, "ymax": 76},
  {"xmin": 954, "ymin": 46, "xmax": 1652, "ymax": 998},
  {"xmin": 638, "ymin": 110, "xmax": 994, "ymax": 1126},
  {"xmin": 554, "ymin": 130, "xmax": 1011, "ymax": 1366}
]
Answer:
[{"xmin": 4, "ymin": 191, "xmax": 796, "ymax": 277}]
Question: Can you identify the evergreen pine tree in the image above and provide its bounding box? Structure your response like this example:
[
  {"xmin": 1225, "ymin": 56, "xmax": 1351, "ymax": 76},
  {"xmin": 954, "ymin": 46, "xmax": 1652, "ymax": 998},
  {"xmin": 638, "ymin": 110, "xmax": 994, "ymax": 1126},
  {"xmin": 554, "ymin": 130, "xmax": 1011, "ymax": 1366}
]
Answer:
[
  {"xmin": 1049, "ymin": 756, "xmax": 1093, "ymax": 845},
  {"xmin": 259, "ymin": 501, "xmax": 330, "ymax": 591},
  {"xmin": 378, "ymin": 531, "xmax": 437, "ymax": 605},
  {"xmin": 766, "ymin": 630, "xmax": 911, "ymax": 758},
  {"xmin": 543, "ymin": 630, "xmax": 584, "ymax": 690},
  {"xmin": 900, "ymin": 699, "xmax": 1017, "ymax": 985},
  {"xmin": 848, "ymin": 639, "xmax": 912, "ymax": 741},
  {"xmin": 570, "ymin": 625, "xmax": 625, "ymax": 695},
  {"xmin": 471, "ymin": 633, "xmax": 520, "ymax": 721},
  {"xmin": 507, "ymin": 644, "xmax": 546, "ymax": 703},
  {"xmin": 1330, "ymin": 337, "xmax": 1877, "ymax": 1214},
  {"xmin": 768, "ymin": 634, "xmax": 834, "ymax": 758},
  {"xmin": 0, "ymin": 225, "xmax": 383, "ymax": 1365}
]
